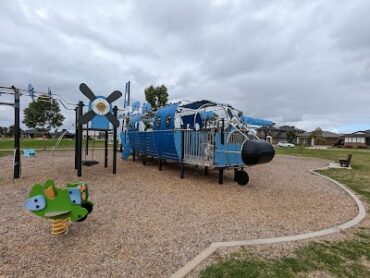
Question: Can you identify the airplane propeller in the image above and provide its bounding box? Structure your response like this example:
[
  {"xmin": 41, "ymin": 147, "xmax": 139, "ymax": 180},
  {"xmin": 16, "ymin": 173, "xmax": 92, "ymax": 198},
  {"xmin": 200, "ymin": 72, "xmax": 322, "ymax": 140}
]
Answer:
[{"xmin": 78, "ymin": 83, "xmax": 122, "ymax": 128}]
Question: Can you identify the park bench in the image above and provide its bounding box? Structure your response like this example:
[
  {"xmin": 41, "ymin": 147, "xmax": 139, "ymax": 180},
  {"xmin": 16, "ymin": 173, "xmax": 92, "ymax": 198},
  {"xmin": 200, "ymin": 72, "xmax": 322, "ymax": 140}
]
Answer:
[
  {"xmin": 339, "ymin": 154, "xmax": 352, "ymax": 168},
  {"xmin": 23, "ymin": 148, "xmax": 36, "ymax": 158}
]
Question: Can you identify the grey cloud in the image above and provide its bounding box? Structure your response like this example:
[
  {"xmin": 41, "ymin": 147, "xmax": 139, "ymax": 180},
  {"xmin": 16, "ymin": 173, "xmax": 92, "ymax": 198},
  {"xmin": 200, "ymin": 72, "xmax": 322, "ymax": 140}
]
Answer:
[{"xmin": 0, "ymin": 0, "xmax": 369, "ymax": 132}]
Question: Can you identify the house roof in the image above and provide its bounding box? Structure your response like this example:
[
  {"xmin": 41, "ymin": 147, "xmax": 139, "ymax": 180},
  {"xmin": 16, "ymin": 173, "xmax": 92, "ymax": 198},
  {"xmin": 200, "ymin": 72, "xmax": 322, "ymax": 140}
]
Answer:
[
  {"xmin": 297, "ymin": 130, "xmax": 342, "ymax": 138},
  {"xmin": 21, "ymin": 129, "xmax": 43, "ymax": 134},
  {"xmin": 257, "ymin": 126, "xmax": 306, "ymax": 133},
  {"xmin": 344, "ymin": 130, "xmax": 370, "ymax": 137}
]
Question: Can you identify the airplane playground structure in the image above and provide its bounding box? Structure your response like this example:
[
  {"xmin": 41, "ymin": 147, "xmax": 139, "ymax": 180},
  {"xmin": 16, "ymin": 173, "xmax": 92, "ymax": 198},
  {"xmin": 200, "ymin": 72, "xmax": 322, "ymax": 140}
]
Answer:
[
  {"xmin": 0, "ymin": 82, "xmax": 275, "ymax": 185},
  {"xmin": 119, "ymin": 98, "xmax": 275, "ymax": 185}
]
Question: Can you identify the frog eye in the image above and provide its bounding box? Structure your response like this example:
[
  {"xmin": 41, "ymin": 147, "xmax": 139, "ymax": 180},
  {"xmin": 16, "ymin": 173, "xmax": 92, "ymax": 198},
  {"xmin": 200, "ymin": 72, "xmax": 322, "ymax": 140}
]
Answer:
[
  {"xmin": 68, "ymin": 188, "xmax": 81, "ymax": 205},
  {"xmin": 24, "ymin": 195, "xmax": 46, "ymax": 211}
]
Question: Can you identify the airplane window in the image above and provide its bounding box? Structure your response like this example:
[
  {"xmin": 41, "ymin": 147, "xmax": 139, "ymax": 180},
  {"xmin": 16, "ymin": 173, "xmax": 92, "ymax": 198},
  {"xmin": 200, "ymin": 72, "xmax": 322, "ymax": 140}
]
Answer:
[
  {"xmin": 165, "ymin": 115, "xmax": 171, "ymax": 127},
  {"xmin": 156, "ymin": 117, "xmax": 161, "ymax": 127}
]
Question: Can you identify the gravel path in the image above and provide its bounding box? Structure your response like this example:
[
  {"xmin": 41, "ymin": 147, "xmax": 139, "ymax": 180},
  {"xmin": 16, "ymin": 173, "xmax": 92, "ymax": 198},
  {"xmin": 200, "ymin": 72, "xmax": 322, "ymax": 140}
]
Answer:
[{"xmin": 0, "ymin": 152, "xmax": 358, "ymax": 277}]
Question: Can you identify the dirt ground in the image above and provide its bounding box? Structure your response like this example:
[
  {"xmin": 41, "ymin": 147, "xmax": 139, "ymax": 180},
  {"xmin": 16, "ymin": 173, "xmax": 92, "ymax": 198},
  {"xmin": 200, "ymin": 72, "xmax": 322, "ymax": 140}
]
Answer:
[{"xmin": 0, "ymin": 151, "xmax": 358, "ymax": 277}]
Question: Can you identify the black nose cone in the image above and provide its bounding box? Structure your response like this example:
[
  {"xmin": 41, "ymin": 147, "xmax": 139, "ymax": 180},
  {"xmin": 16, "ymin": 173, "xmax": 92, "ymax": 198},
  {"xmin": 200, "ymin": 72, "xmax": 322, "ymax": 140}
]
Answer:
[{"xmin": 241, "ymin": 140, "xmax": 275, "ymax": 166}]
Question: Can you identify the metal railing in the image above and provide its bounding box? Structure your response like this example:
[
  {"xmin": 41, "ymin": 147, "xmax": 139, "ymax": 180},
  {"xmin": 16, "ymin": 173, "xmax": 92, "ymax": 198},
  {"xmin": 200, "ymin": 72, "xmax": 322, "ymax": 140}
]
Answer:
[
  {"xmin": 183, "ymin": 130, "xmax": 215, "ymax": 166},
  {"xmin": 226, "ymin": 132, "xmax": 245, "ymax": 145}
]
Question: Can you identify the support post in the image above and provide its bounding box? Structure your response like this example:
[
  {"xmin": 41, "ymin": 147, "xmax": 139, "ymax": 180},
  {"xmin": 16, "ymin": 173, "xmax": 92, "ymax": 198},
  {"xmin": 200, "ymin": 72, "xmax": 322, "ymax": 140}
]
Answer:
[
  {"xmin": 142, "ymin": 155, "xmax": 147, "ymax": 165},
  {"xmin": 104, "ymin": 131, "xmax": 108, "ymax": 168},
  {"xmin": 159, "ymin": 159, "xmax": 162, "ymax": 171},
  {"xmin": 234, "ymin": 168, "xmax": 237, "ymax": 181},
  {"xmin": 77, "ymin": 101, "xmax": 83, "ymax": 177},
  {"xmin": 132, "ymin": 152, "xmax": 135, "ymax": 162},
  {"xmin": 113, "ymin": 106, "xmax": 118, "ymax": 174},
  {"xmin": 86, "ymin": 124, "xmax": 89, "ymax": 156},
  {"xmin": 74, "ymin": 107, "xmax": 78, "ymax": 169},
  {"xmin": 221, "ymin": 118, "xmax": 225, "ymax": 145},
  {"xmin": 204, "ymin": 166, "xmax": 208, "ymax": 176},
  {"xmin": 12, "ymin": 86, "xmax": 20, "ymax": 179},
  {"xmin": 218, "ymin": 168, "xmax": 224, "ymax": 185},
  {"xmin": 180, "ymin": 130, "xmax": 185, "ymax": 179},
  {"xmin": 180, "ymin": 163, "xmax": 185, "ymax": 179}
]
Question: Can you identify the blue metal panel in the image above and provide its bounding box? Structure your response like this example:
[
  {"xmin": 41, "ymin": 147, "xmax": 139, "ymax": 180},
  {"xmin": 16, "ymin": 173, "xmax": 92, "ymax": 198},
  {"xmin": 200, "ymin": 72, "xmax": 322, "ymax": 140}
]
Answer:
[
  {"xmin": 214, "ymin": 134, "xmax": 244, "ymax": 167},
  {"xmin": 132, "ymin": 101, "xmax": 141, "ymax": 112},
  {"xmin": 128, "ymin": 130, "xmax": 180, "ymax": 160},
  {"xmin": 174, "ymin": 130, "xmax": 182, "ymax": 158},
  {"xmin": 142, "ymin": 102, "xmax": 152, "ymax": 113},
  {"xmin": 154, "ymin": 104, "xmax": 178, "ymax": 130},
  {"xmin": 243, "ymin": 116, "xmax": 273, "ymax": 127},
  {"xmin": 154, "ymin": 130, "xmax": 180, "ymax": 159},
  {"xmin": 128, "ymin": 115, "xmax": 141, "ymax": 131}
]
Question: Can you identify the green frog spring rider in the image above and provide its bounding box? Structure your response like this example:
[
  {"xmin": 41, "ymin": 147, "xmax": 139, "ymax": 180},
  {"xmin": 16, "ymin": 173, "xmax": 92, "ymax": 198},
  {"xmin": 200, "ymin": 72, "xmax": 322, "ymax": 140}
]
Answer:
[{"xmin": 24, "ymin": 179, "xmax": 94, "ymax": 235}]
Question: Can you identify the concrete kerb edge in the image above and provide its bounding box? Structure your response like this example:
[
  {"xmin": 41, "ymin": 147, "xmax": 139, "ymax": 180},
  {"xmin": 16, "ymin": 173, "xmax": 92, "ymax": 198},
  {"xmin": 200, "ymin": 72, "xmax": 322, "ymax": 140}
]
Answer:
[{"xmin": 171, "ymin": 160, "xmax": 366, "ymax": 278}]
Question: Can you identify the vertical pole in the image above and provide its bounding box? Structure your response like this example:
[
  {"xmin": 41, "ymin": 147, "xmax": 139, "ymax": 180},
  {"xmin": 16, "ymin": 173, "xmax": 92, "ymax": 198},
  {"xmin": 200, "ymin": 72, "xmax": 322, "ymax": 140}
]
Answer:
[
  {"xmin": 221, "ymin": 118, "xmax": 225, "ymax": 145},
  {"xmin": 12, "ymin": 86, "xmax": 20, "ymax": 179},
  {"xmin": 180, "ymin": 130, "xmax": 185, "ymax": 179},
  {"xmin": 74, "ymin": 107, "xmax": 78, "ymax": 169},
  {"xmin": 142, "ymin": 155, "xmax": 147, "ymax": 165},
  {"xmin": 113, "ymin": 106, "xmax": 118, "ymax": 174},
  {"xmin": 86, "ymin": 123, "xmax": 89, "ymax": 156},
  {"xmin": 132, "ymin": 152, "xmax": 135, "ymax": 162},
  {"xmin": 127, "ymin": 81, "xmax": 130, "ymax": 106},
  {"xmin": 204, "ymin": 166, "xmax": 208, "ymax": 176},
  {"xmin": 234, "ymin": 169, "xmax": 237, "ymax": 181},
  {"xmin": 159, "ymin": 159, "xmax": 162, "ymax": 171},
  {"xmin": 218, "ymin": 168, "xmax": 224, "ymax": 185},
  {"xmin": 104, "ymin": 131, "xmax": 108, "ymax": 168},
  {"xmin": 77, "ymin": 101, "xmax": 83, "ymax": 177}
]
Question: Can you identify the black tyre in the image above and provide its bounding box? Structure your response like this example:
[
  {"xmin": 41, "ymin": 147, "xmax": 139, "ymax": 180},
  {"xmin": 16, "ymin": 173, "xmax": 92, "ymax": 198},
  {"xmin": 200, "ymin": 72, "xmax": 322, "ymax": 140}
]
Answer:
[
  {"xmin": 81, "ymin": 202, "xmax": 93, "ymax": 214},
  {"xmin": 77, "ymin": 215, "xmax": 88, "ymax": 222},
  {"xmin": 235, "ymin": 170, "xmax": 249, "ymax": 186}
]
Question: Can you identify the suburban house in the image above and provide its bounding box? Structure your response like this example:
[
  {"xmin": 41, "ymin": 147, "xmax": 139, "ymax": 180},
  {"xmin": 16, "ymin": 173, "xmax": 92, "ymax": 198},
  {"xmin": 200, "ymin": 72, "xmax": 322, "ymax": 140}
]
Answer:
[
  {"xmin": 22, "ymin": 129, "xmax": 75, "ymax": 139},
  {"xmin": 343, "ymin": 130, "xmax": 370, "ymax": 148},
  {"xmin": 51, "ymin": 129, "xmax": 75, "ymax": 139},
  {"xmin": 21, "ymin": 129, "xmax": 44, "ymax": 138},
  {"xmin": 296, "ymin": 129, "xmax": 343, "ymax": 146},
  {"xmin": 257, "ymin": 125, "xmax": 306, "ymax": 144}
]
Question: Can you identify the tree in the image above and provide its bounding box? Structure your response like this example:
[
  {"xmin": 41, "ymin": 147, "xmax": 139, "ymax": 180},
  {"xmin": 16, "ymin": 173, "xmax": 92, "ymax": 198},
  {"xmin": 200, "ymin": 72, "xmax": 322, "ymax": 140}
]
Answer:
[
  {"xmin": 0, "ymin": 126, "xmax": 8, "ymax": 137},
  {"xmin": 23, "ymin": 98, "xmax": 65, "ymax": 132},
  {"xmin": 286, "ymin": 128, "xmax": 297, "ymax": 143},
  {"xmin": 309, "ymin": 127, "xmax": 326, "ymax": 146},
  {"xmin": 144, "ymin": 85, "xmax": 168, "ymax": 108},
  {"xmin": 6, "ymin": 125, "xmax": 14, "ymax": 137},
  {"xmin": 0, "ymin": 125, "xmax": 15, "ymax": 137}
]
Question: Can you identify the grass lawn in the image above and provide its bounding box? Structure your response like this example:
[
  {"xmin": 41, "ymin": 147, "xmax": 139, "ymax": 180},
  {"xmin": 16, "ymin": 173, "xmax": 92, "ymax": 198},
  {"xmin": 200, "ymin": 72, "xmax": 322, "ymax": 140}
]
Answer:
[
  {"xmin": 0, "ymin": 138, "xmax": 105, "ymax": 152},
  {"xmin": 0, "ymin": 151, "xmax": 12, "ymax": 157},
  {"xmin": 201, "ymin": 147, "xmax": 370, "ymax": 277}
]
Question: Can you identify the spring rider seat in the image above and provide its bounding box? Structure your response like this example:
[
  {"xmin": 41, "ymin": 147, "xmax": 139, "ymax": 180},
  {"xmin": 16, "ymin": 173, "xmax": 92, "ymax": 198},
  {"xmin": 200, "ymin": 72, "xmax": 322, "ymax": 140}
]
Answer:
[{"xmin": 24, "ymin": 179, "xmax": 93, "ymax": 235}]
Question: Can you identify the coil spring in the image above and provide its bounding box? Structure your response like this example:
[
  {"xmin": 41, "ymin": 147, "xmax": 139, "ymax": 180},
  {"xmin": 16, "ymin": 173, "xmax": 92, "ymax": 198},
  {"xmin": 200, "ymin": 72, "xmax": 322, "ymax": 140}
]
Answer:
[{"xmin": 51, "ymin": 218, "xmax": 69, "ymax": 235}]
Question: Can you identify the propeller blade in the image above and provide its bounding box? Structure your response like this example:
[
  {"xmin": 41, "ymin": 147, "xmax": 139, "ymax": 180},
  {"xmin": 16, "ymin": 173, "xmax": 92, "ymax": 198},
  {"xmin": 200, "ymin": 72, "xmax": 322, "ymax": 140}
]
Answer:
[
  {"xmin": 78, "ymin": 110, "xmax": 96, "ymax": 125},
  {"xmin": 106, "ymin": 112, "xmax": 120, "ymax": 128},
  {"xmin": 106, "ymin": 90, "xmax": 122, "ymax": 104},
  {"xmin": 79, "ymin": 83, "xmax": 97, "ymax": 101}
]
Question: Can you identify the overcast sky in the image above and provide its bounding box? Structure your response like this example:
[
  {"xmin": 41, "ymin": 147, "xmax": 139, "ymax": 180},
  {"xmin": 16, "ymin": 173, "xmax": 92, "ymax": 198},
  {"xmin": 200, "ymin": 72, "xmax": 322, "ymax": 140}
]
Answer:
[{"xmin": 0, "ymin": 0, "xmax": 369, "ymax": 132}]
